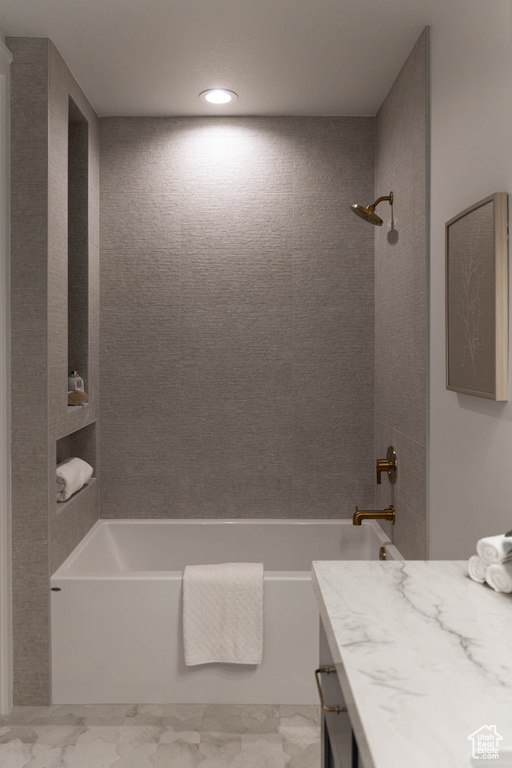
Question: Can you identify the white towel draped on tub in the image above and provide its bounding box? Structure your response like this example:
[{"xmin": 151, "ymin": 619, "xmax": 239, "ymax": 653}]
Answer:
[
  {"xmin": 183, "ymin": 562, "xmax": 264, "ymax": 666},
  {"xmin": 56, "ymin": 457, "xmax": 94, "ymax": 502}
]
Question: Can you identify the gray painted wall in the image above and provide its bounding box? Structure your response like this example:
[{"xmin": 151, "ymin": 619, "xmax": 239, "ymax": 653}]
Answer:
[
  {"xmin": 429, "ymin": 1, "xmax": 512, "ymax": 559},
  {"xmin": 9, "ymin": 37, "xmax": 99, "ymax": 705},
  {"xmin": 374, "ymin": 29, "xmax": 429, "ymax": 558},
  {"xmin": 100, "ymin": 117, "xmax": 376, "ymax": 519}
]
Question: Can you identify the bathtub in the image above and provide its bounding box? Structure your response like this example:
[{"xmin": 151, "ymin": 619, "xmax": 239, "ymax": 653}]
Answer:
[{"xmin": 50, "ymin": 519, "xmax": 402, "ymax": 705}]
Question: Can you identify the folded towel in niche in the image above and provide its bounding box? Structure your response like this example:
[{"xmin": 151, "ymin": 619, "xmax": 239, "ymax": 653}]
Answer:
[
  {"xmin": 476, "ymin": 534, "xmax": 512, "ymax": 565},
  {"xmin": 183, "ymin": 562, "xmax": 264, "ymax": 666},
  {"xmin": 468, "ymin": 555, "xmax": 487, "ymax": 584},
  {"xmin": 485, "ymin": 562, "xmax": 512, "ymax": 593},
  {"xmin": 56, "ymin": 457, "xmax": 94, "ymax": 502}
]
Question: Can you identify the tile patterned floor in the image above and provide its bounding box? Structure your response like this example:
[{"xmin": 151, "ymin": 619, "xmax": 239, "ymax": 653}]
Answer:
[{"xmin": 0, "ymin": 704, "xmax": 321, "ymax": 767}]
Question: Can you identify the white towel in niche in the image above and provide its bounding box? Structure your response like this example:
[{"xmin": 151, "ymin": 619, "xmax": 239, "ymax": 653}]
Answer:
[
  {"xmin": 183, "ymin": 562, "xmax": 264, "ymax": 666},
  {"xmin": 56, "ymin": 457, "xmax": 93, "ymax": 502}
]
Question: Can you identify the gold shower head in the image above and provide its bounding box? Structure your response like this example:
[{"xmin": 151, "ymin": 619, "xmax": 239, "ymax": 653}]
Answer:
[{"xmin": 350, "ymin": 192, "xmax": 393, "ymax": 226}]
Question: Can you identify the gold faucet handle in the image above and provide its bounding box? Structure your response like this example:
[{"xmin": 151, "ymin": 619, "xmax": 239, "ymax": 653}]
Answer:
[
  {"xmin": 376, "ymin": 459, "xmax": 394, "ymax": 484},
  {"xmin": 376, "ymin": 446, "xmax": 397, "ymax": 484}
]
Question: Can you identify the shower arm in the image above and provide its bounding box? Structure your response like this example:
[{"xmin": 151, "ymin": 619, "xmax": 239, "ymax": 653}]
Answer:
[{"xmin": 370, "ymin": 192, "xmax": 393, "ymax": 209}]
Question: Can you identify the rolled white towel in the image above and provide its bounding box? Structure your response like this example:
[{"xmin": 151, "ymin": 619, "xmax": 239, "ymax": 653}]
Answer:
[
  {"xmin": 468, "ymin": 555, "xmax": 487, "ymax": 584},
  {"xmin": 56, "ymin": 457, "xmax": 94, "ymax": 502},
  {"xmin": 476, "ymin": 534, "xmax": 512, "ymax": 565},
  {"xmin": 485, "ymin": 562, "xmax": 512, "ymax": 593}
]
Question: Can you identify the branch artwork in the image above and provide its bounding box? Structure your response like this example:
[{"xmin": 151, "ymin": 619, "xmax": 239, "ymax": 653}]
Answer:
[
  {"xmin": 455, "ymin": 226, "xmax": 485, "ymax": 373},
  {"xmin": 446, "ymin": 192, "xmax": 508, "ymax": 401}
]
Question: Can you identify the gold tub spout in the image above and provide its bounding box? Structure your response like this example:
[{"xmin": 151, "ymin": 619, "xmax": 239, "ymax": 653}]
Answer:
[{"xmin": 353, "ymin": 505, "xmax": 395, "ymax": 526}]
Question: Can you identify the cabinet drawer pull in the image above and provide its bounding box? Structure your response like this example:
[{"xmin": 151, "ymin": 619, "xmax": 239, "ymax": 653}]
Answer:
[{"xmin": 314, "ymin": 667, "xmax": 347, "ymax": 714}]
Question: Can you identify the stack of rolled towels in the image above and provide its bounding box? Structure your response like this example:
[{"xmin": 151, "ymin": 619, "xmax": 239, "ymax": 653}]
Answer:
[
  {"xmin": 468, "ymin": 532, "xmax": 512, "ymax": 593},
  {"xmin": 56, "ymin": 457, "xmax": 94, "ymax": 502}
]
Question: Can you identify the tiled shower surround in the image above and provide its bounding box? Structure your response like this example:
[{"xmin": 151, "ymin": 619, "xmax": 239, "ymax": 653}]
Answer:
[
  {"xmin": 100, "ymin": 117, "xmax": 377, "ymax": 520},
  {"xmin": 8, "ymin": 30, "xmax": 428, "ymax": 709},
  {"xmin": 9, "ymin": 37, "xmax": 100, "ymax": 705},
  {"xmin": 374, "ymin": 30, "xmax": 429, "ymax": 558}
]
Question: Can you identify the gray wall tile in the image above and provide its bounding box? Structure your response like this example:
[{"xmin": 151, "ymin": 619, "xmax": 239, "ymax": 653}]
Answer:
[
  {"xmin": 8, "ymin": 36, "xmax": 51, "ymax": 708},
  {"xmin": 181, "ymin": 193, "xmax": 293, "ymax": 257},
  {"xmin": 180, "ymin": 476, "xmax": 293, "ymax": 519},
  {"xmin": 50, "ymin": 481, "xmax": 99, "ymax": 575},
  {"xmin": 292, "ymin": 471, "xmax": 374, "ymax": 520},
  {"xmin": 100, "ymin": 117, "xmax": 182, "ymax": 195},
  {"xmin": 393, "ymin": 502, "xmax": 427, "ymax": 560},
  {"xmin": 180, "ymin": 360, "xmax": 293, "ymax": 478},
  {"xmin": 293, "ymin": 244, "xmax": 374, "ymax": 310},
  {"xmin": 293, "ymin": 118, "xmax": 375, "ymax": 197},
  {"xmin": 9, "ymin": 37, "xmax": 100, "ymax": 704},
  {"xmin": 100, "ymin": 470, "xmax": 180, "ymax": 519},
  {"xmin": 100, "ymin": 117, "xmax": 376, "ymax": 519},
  {"xmin": 101, "ymin": 192, "xmax": 181, "ymax": 252},
  {"xmin": 374, "ymin": 28, "xmax": 429, "ymax": 558},
  {"xmin": 374, "ymin": 361, "xmax": 426, "ymax": 445},
  {"xmin": 178, "ymin": 118, "xmax": 295, "ymax": 195}
]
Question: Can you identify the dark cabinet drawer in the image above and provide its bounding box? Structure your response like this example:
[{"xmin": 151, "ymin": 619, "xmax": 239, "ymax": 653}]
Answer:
[{"xmin": 319, "ymin": 622, "xmax": 359, "ymax": 768}]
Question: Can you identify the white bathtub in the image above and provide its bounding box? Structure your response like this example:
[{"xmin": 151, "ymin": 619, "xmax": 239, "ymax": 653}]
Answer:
[{"xmin": 50, "ymin": 519, "xmax": 402, "ymax": 705}]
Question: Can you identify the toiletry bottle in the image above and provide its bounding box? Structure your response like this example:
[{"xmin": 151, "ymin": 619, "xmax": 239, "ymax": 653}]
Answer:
[{"xmin": 68, "ymin": 371, "xmax": 84, "ymax": 392}]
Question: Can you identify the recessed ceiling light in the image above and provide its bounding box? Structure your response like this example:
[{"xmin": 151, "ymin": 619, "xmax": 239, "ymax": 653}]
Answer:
[{"xmin": 199, "ymin": 89, "xmax": 238, "ymax": 105}]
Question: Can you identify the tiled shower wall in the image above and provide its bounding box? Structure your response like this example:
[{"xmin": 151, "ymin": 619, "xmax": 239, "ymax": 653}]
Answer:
[
  {"xmin": 9, "ymin": 37, "xmax": 99, "ymax": 704},
  {"xmin": 100, "ymin": 118, "xmax": 376, "ymax": 519},
  {"xmin": 374, "ymin": 29, "xmax": 429, "ymax": 558}
]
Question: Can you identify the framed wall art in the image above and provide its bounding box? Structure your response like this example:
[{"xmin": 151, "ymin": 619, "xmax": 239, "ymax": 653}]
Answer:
[{"xmin": 446, "ymin": 192, "xmax": 508, "ymax": 400}]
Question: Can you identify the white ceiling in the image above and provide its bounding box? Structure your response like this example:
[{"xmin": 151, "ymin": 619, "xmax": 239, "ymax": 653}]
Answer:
[{"xmin": 0, "ymin": 0, "xmax": 448, "ymax": 117}]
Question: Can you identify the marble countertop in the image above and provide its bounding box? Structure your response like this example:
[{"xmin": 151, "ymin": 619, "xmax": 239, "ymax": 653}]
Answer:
[{"xmin": 312, "ymin": 560, "xmax": 512, "ymax": 768}]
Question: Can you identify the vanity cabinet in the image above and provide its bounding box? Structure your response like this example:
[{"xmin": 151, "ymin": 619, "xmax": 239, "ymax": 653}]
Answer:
[
  {"xmin": 319, "ymin": 622, "xmax": 359, "ymax": 768},
  {"xmin": 313, "ymin": 560, "xmax": 512, "ymax": 768}
]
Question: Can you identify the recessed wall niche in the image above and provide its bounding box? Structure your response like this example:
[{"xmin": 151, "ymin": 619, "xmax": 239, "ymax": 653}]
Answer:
[
  {"xmin": 56, "ymin": 422, "xmax": 97, "ymax": 473},
  {"xmin": 68, "ymin": 96, "xmax": 89, "ymax": 395}
]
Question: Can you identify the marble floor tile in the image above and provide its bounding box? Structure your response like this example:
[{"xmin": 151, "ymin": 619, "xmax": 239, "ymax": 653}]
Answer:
[
  {"xmin": 0, "ymin": 726, "xmax": 39, "ymax": 744},
  {"xmin": 74, "ymin": 726, "xmax": 120, "ymax": 745},
  {"xmin": 240, "ymin": 706, "xmax": 280, "ymax": 734},
  {"xmin": 34, "ymin": 725, "xmax": 87, "ymax": 749},
  {"xmin": 148, "ymin": 740, "xmax": 200, "ymax": 768},
  {"xmin": 282, "ymin": 736, "xmax": 322, "ymax": 768},
  {"xmin": 198, "ymin": 705, "xmax": 246, "ymax": 735},
  {"xmin": 22, "ymin": 743, "xmax": 65, "ymax": 768},
  {"xmin": 61, "ymin": 738, "xmax": 120, "ymax": 768},
  {"xmin": 0, "ymin": 707, "xmax": 53, "ymax": 726},
  {"xmin": 158, "ymin": 729, "xmax": 200, "ymax": 745},
  {"xmin": 124, "ymin": 704, "xmax": 204, "ymax": 730},
  {"xmin": 278, "ymin": 704, "xmax": 320, "ymax": 723},
  {"xmin": 239, "ymin": 734, "xmax": 289, "ymax": 768},
  {"xmin": 116, "ymin": 726, "xmax": 165, "ymax": 747},
  {"xmin": 112, "ymin": 742, "xmax": 158, "ymax": 767},
  {"xmin": 278, "ymin": 713, "xmax": 321, "ymax": 748},
  {"xmin": 0, "ymin": 704, "xmax": 321, "ymax": 768},
  {"xmin": 0, "ymin": 740, "xmax": 36, "ymax": 768},
  {"xmin": 199, "ymin": 731, "xmax": 243, "ymax": 764},
  {"xmin": 50, "ymin": 704, "xmax": 134, "ymax": 726}
]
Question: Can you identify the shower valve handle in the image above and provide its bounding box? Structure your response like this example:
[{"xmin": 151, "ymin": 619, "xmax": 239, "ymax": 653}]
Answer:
[{"xmin": 376, "ymin": 446, "xmax": 397, "ymax": 485}]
